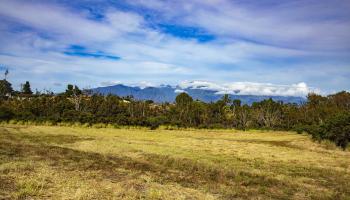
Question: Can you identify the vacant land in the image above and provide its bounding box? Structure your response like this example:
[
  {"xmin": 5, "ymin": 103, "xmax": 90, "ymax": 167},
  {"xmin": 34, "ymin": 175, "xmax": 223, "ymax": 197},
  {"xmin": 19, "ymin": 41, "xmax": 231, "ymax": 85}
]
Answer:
[{"xmin": 0, "ymin": 125, "xmax": 349, "ymax": 199}]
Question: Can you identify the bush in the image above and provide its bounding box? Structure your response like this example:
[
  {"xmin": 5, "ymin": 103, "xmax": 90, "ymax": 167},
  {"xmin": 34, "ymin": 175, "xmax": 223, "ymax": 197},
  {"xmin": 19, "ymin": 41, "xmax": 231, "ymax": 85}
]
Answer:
[
  {"xmin": 0, "ymin": 106, "xmax": 14, "ymax": 121},
  {"xmin": 92, "ymin": 123, "xmax": 107, "ymax": 129},
  {"xmin": 62, "ymin": 110, "xmax": 80, "ymax": 122},
  {"xmin": 147, "ymin": 116, "xmax": 166, "ymax": 130},
  {"xmin": 303, "ymin": 125, "xmax": 323, "ymax": 140},
  {"xmin": 207, "ymin": 123, "xmax": 225, "ymax": 129},
  {"xmin": 305, "ymin": 112, "xmax": 350, "ymax": 149},
  {"xmin": 322, "ymin": 112, "xmax": 350, "ymax": 149},
  {"xmin": 293, "ymin": 125, "xmax": 305, "ymax": 134}
]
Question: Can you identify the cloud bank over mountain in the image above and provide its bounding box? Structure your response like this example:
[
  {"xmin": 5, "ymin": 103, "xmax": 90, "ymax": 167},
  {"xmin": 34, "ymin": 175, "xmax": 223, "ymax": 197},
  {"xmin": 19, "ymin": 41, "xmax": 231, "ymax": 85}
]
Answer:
[
  {"xmin": 93, "ymin": 81, "xmax": 308, "ymax": 104},
  {"xmin": 178, "ymin": 81, "xmax": 317, "ymax": 97},
  {"xmin": 99, "ymin": 80, "xmax": 318, "ymax": 97}
]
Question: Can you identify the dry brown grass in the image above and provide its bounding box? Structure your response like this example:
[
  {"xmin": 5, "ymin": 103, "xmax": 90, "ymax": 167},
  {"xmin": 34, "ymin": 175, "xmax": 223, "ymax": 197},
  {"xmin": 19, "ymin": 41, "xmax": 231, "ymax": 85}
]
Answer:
[{"xmin": 0, "ymin": 125, "xmax": 349, "ymax": 199}]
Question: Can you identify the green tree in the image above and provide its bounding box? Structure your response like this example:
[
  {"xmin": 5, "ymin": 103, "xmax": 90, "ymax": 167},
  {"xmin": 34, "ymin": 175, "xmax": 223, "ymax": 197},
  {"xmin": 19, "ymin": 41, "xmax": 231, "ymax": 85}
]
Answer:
[
  {"xmin": 0, "ymin": 79, "xmax": 13, "ymax": 96},
  {"xmin": 175, "ymin": 93, "xmax": 193, "ymax": 125},
  {"xmin": 306, "ymin": 93, "xmax": 328, "ymax": 124},
  {"xmin": 175, "ymin": 92, "xmax": 193, "ymax": 107},
  {"xmin": 237, "ymin": 105, "xmax": 251, "ymax": 130},
  {"xmin": 232, "ymin": 99, "xmax": 241, "ymax": 107},
  {"xmin": 65, "ymin": 84, "xmax": 81, "ymax": 96},
  {"xmin": 328, "ymin": 91, "xmax": 350, "ymax": 111},
  {"xmin": 65, "ymin": 84, "xmax": 82, "ymax": 111},
  {"xmin": 190, "ymin": 101, "xmax": 208, "ymax": 126},
  {"xmin": 22, "ymin": 81, "xmax": 33, "ymax": 94},
  {"xmin": 4, "ymin": 68, "xmax": 9, "ymax": 80},
  {"xmin": 306, "ymin": 112, "xmax": 350, "ymax": 149},
  {"xmin": 252, "ymin": 98, "xmax": 282, "ymax": 128}
]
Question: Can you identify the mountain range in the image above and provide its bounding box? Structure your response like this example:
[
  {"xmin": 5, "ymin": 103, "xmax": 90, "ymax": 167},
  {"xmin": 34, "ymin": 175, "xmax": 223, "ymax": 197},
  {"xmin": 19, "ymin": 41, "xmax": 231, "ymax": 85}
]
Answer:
[{"xmin": 92, "ymin": 83, "xmax": 306, "ymax": 104}]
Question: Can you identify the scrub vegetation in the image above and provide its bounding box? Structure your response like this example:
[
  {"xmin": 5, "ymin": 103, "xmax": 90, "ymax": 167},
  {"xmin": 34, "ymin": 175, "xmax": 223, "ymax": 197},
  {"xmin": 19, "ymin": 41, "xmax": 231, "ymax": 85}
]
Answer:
[
  {"xmin": 1, "ymin": 125, "xmax": 349, "ymax": 199},
  {"xmin": 1, "ymin": 79, "xmax": 350, "ymax": 149}
]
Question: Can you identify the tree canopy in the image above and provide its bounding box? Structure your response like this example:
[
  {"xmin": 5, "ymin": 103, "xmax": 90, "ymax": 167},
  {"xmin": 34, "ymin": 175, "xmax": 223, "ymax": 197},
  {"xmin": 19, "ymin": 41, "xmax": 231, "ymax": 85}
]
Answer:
[
  {"xmin": 0, "ymin": 79, "xmax": 13, "ymax": 96},
  {"xmin": 22, "ymin": 81, "xmax": 33, "ymax": 95}
]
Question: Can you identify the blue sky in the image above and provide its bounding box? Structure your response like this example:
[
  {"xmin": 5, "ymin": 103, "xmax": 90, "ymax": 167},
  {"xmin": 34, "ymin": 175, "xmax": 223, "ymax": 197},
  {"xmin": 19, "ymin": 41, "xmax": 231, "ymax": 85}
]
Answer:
[{"xmin": 0, "ymin": 0, "xmax": 349, "ymax": 96}]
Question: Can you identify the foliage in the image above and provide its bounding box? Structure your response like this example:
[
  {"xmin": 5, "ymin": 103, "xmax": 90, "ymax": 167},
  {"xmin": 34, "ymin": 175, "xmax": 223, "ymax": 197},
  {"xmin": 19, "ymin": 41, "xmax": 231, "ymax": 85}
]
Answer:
[
  {"xmin": 0, "ymin": 79, "xmax": 349, "ymax": 148},
  {"xmin": 0, "ymin": 79, "xmax": 13, "ymax": 96},
  {"xmin": 146, "ymin": 116, "xmax": 166, "ymax": 130},
  {"xmin": 22, "ymin": 81, "xmax": 33, "ymax": 95},
  {"xmin": 306, "ymin": 112, "xmax": 350, "ymax": 149},
  {"xmin": 0, "ymin": 105, "xmax": 14, "ymax": 120}
]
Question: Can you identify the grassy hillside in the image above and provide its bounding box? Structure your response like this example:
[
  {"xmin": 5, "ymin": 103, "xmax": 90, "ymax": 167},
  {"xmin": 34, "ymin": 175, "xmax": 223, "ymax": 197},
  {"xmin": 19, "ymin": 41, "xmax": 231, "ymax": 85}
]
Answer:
[{"xmin": 0, "ymin": 125, "xmax": 349, "ymax": 199}]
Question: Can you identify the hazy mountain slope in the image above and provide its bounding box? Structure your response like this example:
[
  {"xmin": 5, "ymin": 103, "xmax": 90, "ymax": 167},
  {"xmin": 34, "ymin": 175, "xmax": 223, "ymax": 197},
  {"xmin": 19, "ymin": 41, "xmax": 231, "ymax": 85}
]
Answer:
[{"xmin": 93, "ymin": 84, "xmax": 305, "ymax": 104}]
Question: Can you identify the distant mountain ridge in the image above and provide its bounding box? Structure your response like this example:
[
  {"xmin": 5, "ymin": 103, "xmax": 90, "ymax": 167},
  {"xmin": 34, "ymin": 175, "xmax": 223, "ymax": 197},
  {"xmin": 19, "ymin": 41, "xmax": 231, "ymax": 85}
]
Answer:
[{"xmin": 92, "ymin": 84, "xmax": 306, "ymax": 104}]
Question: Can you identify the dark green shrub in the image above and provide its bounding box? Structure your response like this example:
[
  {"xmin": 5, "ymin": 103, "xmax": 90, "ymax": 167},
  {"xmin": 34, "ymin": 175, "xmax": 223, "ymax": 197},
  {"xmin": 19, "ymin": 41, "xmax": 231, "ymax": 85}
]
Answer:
[
  {"xmin": 62, "ymin": 109, "xmax": 80, "ymax": 122},
  {"xmin": 293, "ymin": 126, "xmax": 303, "ymax": 134},
  {"xmin": 305, "ymin": 112, "xmax": 350, "ymax": 149},
  {"xmin": 321, "ymin": 112, "xmax": 350, "ymax": 149},
  {"xmin": 304, "ymin": 125, "xmax": 323, "ymax": 140},
  {"xmin": 147, "ymin": 116, "xmax": 166, "ymax": 130},
  {"xmin": 207, "ymin": 123, "xmax": 225, "ymax": 129},
  {"xmin": 0, "ymin": 106, "xmax": 13, "ymax": 121},
  {"xmin": 293, "ymin": 124, "xmax": 315, "ymax": 135}
]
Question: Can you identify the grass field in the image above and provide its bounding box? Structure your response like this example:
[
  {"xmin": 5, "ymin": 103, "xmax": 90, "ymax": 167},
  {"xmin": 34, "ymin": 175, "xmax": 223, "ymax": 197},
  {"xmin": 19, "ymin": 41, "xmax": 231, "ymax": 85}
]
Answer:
[{"xmin": 0, "ymin": 125, "xmax": 349, "ymax": 199}]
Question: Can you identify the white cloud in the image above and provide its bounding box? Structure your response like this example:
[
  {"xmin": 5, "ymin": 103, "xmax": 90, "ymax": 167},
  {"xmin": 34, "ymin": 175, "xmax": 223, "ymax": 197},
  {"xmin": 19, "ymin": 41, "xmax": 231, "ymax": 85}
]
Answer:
[
  {"xmin": 174, "ymin": 89, "xmax": 186, "ymax": 93},
  {"xmin": 100, "ymin": 81, "xmax": 121, "ymax": 87},
  {"xmin": 179, "ymin": 80, "xmax": 319, "ymax": 97},
  {"xmin": 0, "ymin": 0, "xmax": 145, "ymax": 43},
  {"xmin": 129, "ymin": 81, "xmax": 156, "ymax": 89},
  {"xmin": 93, "ymin": 79, "xmax": 316, "ymax": 96},
  {"xmin": 93, "ymin": 80, "xmax": 319, "ymax": 96}
]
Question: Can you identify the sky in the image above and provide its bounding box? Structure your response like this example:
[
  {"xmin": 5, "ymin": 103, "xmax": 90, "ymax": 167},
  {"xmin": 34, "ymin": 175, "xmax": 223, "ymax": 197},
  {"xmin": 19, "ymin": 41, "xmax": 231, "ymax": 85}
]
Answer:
[{"xmin": 0, "ymin": 0, "xmax": 349, "ymax": 96}]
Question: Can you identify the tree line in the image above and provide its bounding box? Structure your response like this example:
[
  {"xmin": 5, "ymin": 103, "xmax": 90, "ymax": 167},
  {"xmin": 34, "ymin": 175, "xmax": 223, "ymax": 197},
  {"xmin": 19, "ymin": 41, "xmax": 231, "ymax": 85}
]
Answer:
[{"xmin": 0, "ymin": 78, "xmax": 349, "ymax": 149}]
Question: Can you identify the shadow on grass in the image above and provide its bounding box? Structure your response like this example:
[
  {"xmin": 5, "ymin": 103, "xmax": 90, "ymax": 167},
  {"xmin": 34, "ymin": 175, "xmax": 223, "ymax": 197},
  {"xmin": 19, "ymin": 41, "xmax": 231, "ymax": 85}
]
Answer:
[
  {"xmin": 176, "ymin": 135, "xmax": 310, "ymax": 151},
  {"xmin": 0, "ymin": 176, "xmax": 16, "ymax": 199}
]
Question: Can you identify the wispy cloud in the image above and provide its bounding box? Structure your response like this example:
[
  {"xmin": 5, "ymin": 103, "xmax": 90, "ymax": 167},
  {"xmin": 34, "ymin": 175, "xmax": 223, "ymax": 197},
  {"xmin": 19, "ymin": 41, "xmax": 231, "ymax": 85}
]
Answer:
[{"xmin": 130, "ymin": 0, "xmax": 350, "ymax": 51}]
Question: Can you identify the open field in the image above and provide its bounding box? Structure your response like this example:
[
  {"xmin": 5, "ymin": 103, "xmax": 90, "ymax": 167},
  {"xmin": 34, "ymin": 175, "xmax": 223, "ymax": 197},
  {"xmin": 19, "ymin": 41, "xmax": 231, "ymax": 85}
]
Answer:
[{"xmin": 0, "ymin": 125, "xmax": 349, "ymax": 199}]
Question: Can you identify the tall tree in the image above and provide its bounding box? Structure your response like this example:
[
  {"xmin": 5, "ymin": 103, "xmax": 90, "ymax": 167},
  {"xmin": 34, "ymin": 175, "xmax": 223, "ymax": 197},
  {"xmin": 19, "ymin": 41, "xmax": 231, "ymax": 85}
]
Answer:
[
  {"xmin": 22, "ymin": 81, "xmax": 33, "ymax": 95},
  {"xmin": 237, "ymin": 105, "xmax": 251, "ymax": 130},
  {"xmin": 175, "ymin": 92, "xmax": 193, "ymax": 124},
  {"xmin": 4, "ymin": 68, "xmax": 9, "ymax": 80},
  {"xmin": 252, "ymin": 98, "xmax": 282, "ymax": 128},
  {"xmin": 65, "ymin": 84, "xmax": 82, "ymax": 111}
]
